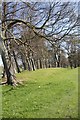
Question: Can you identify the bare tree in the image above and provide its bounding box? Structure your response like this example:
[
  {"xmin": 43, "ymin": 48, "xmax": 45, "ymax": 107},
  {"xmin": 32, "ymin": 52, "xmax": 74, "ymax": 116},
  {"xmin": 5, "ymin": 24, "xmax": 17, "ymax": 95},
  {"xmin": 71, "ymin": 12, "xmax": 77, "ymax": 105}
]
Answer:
[{"xmin": 0, "ymin": 1, "xmax": 79, "ymax": 85}]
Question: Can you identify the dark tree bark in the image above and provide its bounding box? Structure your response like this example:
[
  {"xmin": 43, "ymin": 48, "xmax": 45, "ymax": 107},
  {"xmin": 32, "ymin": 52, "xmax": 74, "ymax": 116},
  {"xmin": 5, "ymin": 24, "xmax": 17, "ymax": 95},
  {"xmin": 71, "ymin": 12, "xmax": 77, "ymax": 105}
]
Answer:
[
  {"xmin": 57, "ymin": 55, "xmax": 60, "ymax": 67},
  {"xmin": 39, "ymin": 59, "xmax": 42, "ymax": 69},
  {"xmin": 20, "ymin": 53, "xmax": 27, "ymax": 70}
]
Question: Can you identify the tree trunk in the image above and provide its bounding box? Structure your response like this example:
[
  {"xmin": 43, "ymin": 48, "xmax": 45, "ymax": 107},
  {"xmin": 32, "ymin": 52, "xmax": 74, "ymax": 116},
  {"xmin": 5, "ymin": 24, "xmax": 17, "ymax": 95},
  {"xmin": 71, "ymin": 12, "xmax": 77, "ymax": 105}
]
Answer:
[
  {"xmin": 36, "ymin": 59, "xmax": 40, "ymax": 69},
  {"xmin": 1, "ymin": 50, "xmax": 13, "ymax": 85},
  {"xmin": 30, "ymin": 58, "xmax": 36, "ymax": 71},
  {"xmin": 40, "ymin": 59, "xmax": 42, "ymax": 69},
  {"xmin": 13, "ymin": 51, "xmax": 21, "ymax": 73},
  {"xmin": 57, "ymin": 54, "xmax": 60, "ymax": 67},
  {"xmin": 54, "ymin": 53, "xmax": 57, "ymax": 67},
  {"xmin": 26, "ymin": 58, "xmax": 32, "ymax": 71},
  {"xmin": 21, "ymin": 53, "xmax": 27, "ymax": 70}
]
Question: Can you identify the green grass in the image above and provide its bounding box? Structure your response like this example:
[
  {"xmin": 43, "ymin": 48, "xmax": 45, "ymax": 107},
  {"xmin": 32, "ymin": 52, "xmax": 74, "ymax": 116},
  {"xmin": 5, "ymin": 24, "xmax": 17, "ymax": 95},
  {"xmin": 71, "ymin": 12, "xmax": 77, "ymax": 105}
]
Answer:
[
  {"xmin": 0, "ymin": 66, "xmax": 3, "ymax": 119},
  {"xmin": 2, "ymin": 68, "xmax": 78, "ymax": 118}
]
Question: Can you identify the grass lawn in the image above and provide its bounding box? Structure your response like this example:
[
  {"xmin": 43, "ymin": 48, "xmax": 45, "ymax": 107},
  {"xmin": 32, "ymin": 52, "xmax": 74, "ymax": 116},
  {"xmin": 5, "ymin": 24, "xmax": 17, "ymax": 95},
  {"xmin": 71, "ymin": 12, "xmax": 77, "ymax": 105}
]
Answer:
[
  {"xmin": 0, "ymin": 66, "xmax": 2, "ymax": 119},
  {"xmin": 2, "ymin": 68, "xmax": 78, "ymax": 118}
]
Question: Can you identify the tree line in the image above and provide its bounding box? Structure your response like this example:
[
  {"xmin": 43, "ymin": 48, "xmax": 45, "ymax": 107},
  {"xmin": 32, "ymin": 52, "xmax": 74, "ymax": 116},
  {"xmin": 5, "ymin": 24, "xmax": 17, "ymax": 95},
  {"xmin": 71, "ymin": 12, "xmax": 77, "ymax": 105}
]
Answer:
[{"xmin": 0, "ymin": 1, "xmax": 80, "ymax": 85}]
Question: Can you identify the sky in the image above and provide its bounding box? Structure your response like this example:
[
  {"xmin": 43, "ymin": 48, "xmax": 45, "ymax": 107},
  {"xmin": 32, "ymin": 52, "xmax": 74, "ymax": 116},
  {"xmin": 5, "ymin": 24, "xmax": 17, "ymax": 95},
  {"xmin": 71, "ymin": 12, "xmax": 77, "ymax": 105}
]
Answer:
[
  {"xmin": 0, "ymin": 1, "xmax": 79, "ymax": 65},
  {"xmin": 2, "ymin": 0, "xmax": 80, "ymax": 2}
]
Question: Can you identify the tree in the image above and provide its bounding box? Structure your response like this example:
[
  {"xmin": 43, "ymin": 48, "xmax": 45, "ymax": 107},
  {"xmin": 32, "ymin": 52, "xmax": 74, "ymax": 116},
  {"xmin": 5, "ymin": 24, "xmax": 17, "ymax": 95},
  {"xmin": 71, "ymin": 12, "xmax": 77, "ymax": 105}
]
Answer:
[{"xmin": 0, "ymin": 1, "xmax": 79, "ymax": 85}]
